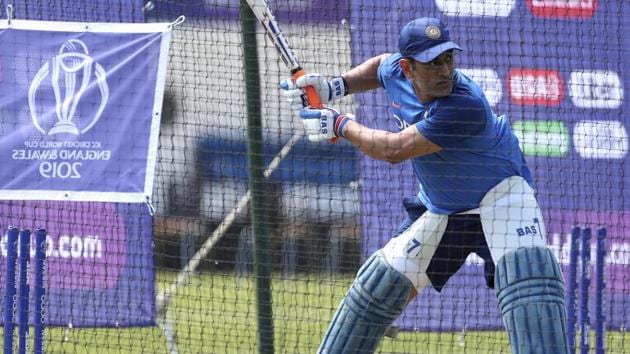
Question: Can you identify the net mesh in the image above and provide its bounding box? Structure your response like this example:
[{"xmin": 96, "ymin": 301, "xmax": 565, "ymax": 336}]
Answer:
[{"xmin": 0, "ymin": 0, "xmax": 628, "ymax": 353}]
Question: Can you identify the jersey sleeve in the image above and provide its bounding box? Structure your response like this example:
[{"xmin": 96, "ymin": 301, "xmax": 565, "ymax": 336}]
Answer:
[
  {"xmin": 377, "ymin": 54, "xmax": 399, "ymax": 89},
  {"xmin": 376, "ymin": 60, "xmax": 387, "ymax": 88},
  {"xmin": 416, "ymin": 96, "xmax": 487, "ymax": 149}
]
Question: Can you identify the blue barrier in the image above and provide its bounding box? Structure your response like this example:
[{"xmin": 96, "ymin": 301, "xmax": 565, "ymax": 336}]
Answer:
[{"xmin": 197, "ymin": 137, "xmax": 358, "ymax": 185}]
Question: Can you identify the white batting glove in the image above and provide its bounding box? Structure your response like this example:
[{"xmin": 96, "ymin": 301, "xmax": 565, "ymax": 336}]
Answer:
[
  {"xmin": 279, "ymin": 74, "xmax": 348, "ymax": 110},
  {"xmin": 299, "ymin": 106, "xmax": 355, "ymax": 142}
]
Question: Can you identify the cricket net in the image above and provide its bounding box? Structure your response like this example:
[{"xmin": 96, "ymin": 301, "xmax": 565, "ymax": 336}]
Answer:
[{"xmin": 0, "ymin": 0, "xmax": 628, "ymax": 353}]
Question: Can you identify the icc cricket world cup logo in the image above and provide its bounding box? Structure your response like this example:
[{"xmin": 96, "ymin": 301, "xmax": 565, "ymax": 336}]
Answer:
[{"xmin": 28, "ymin": 39, "xmax": 109, "ymax": 135}]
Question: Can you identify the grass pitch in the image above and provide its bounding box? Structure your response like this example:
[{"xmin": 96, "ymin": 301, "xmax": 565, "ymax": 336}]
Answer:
[{"xmin": 2, "ymin": 271, "xmax": 628, "ymax": 353}]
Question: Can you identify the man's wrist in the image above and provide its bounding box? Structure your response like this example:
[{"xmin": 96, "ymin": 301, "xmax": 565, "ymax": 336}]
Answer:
[
  {"xmin": 334, "ymin": 113, "xmax": 354, "ymax": 138},
  {"xmin": 330, "ymin": 76, "xmax": 349, "ymax": 99}
]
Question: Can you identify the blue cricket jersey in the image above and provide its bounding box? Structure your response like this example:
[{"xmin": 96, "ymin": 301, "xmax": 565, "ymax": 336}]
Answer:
[{"xmin": 377, "ymin": 53, "xmax": 533, "ymax": 214}]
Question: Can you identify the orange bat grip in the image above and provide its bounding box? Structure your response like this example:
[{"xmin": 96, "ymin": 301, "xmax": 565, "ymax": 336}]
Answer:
[
  {"xmin": 291, "ymin": 69, "xmax": 338, "ymax": 142},
  {"xmin": 291, "ymin": 69, "xmax": 322, "ymax": 108}
]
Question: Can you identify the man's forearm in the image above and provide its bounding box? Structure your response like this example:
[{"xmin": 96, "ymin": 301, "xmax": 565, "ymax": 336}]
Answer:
[
  {"xmin": 341, "ymin": 120, "xmax": 440, "ymax": 163},
  {"xmin": 342, "ymin": 53, "xmax": 391, "ymax": 94}
]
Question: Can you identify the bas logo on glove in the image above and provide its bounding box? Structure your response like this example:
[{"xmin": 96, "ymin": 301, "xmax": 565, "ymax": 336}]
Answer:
[
  {"xmin": 299, "ymin": 106, "xmax": 355, "ymax": 142},
  {"xmin": 321, "ymin": 119, "xmax": 330, "ymax": 136}
]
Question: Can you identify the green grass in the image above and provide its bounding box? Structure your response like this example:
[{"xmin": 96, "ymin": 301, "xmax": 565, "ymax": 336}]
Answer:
[{"xmin": 2, "ymin": 271, "xmax": 628, "ymax": 353}]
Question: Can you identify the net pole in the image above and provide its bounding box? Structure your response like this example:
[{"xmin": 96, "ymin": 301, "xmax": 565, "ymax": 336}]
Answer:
[
  {"xmin": 155, "ymin": 133, "xmax": 302, "ymax": 354},
  {"xmin": 156, "ymin": 10, "xmax": 303, "ymax": 349},
  {"xmin": 240, "ymin": 1, "xmax": 275, "ymax": 352}
]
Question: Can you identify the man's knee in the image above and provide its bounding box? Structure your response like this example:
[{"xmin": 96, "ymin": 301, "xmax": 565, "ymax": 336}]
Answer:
[{"xmin": 495, "ymin": 246, "xmax": 568, "ymax": 354}]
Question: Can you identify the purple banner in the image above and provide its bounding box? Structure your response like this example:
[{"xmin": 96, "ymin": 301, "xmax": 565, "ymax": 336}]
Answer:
[
  {"xmin": 0, "ymin": 1, "xmax": 155, "ymax": 328},
  {"xmin": 0, "ymin": 20, "xmax": 172, "ymax": 203},
  {"xmin": 352, "ymin": 1, "xmax": 630, "ymax": 330},
  {"xmin": 0, "ymin": 201, "xmax": 154, "ymax": 327},
  {"xmin": 0, "ymin": 0, "xmax": 144, "ymax": 23},
  {"xmin": 146, "ymin": 0, "xmax": 350, "ymax": 23},
  {"xmin": 546, "ymin": 210, "xmax": 630, "ymax": 329}
]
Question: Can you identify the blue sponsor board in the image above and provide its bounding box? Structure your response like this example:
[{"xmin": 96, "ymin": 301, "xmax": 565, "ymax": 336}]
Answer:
[
  {"xmin": 0, "ymin": 201, "xmax": 154, "ymax": 327},
  {"xmin": 0, "ymin": 22, "xmax": 171, "ymax": 202},
  {"xmin": 0, "ymin": 1, "xmax": 155, "ymax": 327},
  {"xmin": 198, "ymin": 137, "xmax": 357, "ymax": 185}
]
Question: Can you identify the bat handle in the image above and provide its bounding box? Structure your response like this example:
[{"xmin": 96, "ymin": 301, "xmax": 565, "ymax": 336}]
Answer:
[
  {"xmin": 291, "ymin": 68, "xmax": 322, "ymax": 108},
  {"xmin": 291, "ymin": 68, "xmax": 338, "ymax": 143}
]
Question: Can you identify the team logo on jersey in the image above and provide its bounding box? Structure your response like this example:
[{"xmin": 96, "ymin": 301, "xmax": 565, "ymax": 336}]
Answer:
[
  {"xmin": 393, "ymin": 114, "xmax": 411, "ymax": 130},
  {"xmin": 425, "ymin": 25, "xmax": 441, "ymax": 39}
]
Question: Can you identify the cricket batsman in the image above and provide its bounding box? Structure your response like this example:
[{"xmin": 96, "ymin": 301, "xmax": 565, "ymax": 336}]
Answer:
[{"xmin": 281, "ymin": 17, "xmax": 568, "ymax": 354}]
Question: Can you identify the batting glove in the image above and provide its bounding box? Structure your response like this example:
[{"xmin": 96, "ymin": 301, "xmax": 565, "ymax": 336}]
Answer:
[
  {"xmin": 299, "ymin": 106, "xmax": 355, "ymax": 142},
  {"xmin": 280, "ymin": 74, "xmax": 348, "ymax": 110}
]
